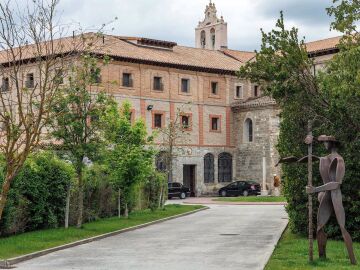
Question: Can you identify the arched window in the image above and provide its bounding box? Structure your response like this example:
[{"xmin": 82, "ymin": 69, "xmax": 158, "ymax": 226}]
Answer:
[
  {"xmin": 210, "ymin": 28, "xmax": 215, "ymax": 49},
  {"xmin": 204, "ymin": 153, "xmax": 214, "ymax": 183},
  {"xmin": 218, "ymin": 153, "xmax": 232, "ymax": 182},
  {"xmin": 244, "ymin": 118, "xmax": 253, "ymax": 142},
  {"xmin": 200, "ymin": 30, "xmax": 206, "ymax": 49},
  {"xmin": 156, "ymin": 151, "xmax": 168, "ymax": 173}
]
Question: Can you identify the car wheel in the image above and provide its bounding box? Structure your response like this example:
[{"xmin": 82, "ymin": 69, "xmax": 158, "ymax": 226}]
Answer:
[
  {"xmin": 221, "ymin": 190, "xmax": 227, "ymax": 197},
  {"xmin": 179, "ymin": 192, "xmax": 186, "ymax": 199},
  {"xmin": 243, "ymin": 190, "xmax": 249, "ymax": 197}
]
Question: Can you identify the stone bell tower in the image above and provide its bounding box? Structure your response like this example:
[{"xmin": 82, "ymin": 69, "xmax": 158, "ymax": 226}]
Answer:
[{"xmin": 195, "ymin": 0, "xmax": 228, "ymax": 50}]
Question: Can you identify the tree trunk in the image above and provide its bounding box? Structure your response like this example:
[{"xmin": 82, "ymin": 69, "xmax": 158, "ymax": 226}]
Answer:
[
  {"xmin": 158, "ymin": 185, "xmax": 163, "ymax": 209},
  {"xmin": 76, "ymin": 163, "xmax": 84, "ymax": 228},
  {"xmin": 118, "ymin": 188, "xmax": 121, "ymax": 218},
  {"xmin": 0, "ymin": 171, "xmax": 14, "ymax": 221},
  {"xmin": 65, "ymin": 183, "xmax": 71, "ymax": 228},
  {"xmin": 161, "ymin": 180, "xmax": 167, "ymax": 209},
  {"xmin": 124, "ymin": 203, "xmax": 129, "ymax": 218}
]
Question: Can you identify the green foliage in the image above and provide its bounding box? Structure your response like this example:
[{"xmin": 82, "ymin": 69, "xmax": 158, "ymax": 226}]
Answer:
[
  {"xmin": 327, "ymin": 0, "xmax": 360, "ymax": 43},
  {"xmin": 82, "ymin": 164, "xmax": 116, "ymax": 222},
  {"xmin": 0, "ymin": 151, "xmax": 74, "ymax": 236},
  {"xmin": 103, "ymin": 101, "xmax": 157, "ymax": 213},
  {"xmin": 239, "ymin": 8, "xmax": 360, "ymax": 241},
  {"xmin": 50, "ymin": 54, "xmax": 112, "ymax": 164},
  {"xmin": 144, "ymin": 172, "xmax": 166, "ymax": 211},
  {"xmin": 50, "ymin": 53, "xmax": 115, "ymax": 227}
]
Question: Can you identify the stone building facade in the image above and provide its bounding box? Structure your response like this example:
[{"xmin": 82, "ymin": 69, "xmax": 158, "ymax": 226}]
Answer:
[
  {"xmin": 0, "ymin": 1, "xmax": 341, "ymax": 196},
  {"xmin": 70, "ymin": 3, "xmax": 342, "ymax": 196}
]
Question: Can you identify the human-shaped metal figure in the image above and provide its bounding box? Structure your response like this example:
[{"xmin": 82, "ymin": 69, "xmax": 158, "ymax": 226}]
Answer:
[
  {"xmin": 305, "ymin": 135, "xmax": 356, "ymax": 265},
  {"xmin": 277, "ymin": 134, "xmax": 357, "ymax": 264}
]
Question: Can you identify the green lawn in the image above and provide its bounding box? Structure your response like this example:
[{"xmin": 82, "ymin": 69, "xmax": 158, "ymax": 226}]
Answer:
[
  {"xmin": 0, "ymin": 204, "xmax": 204, "ymax": 260},
  {"xmin": 266, "ymin": 228, "xmax": 360, "ymax": 270},
  {"xmin": 214, "ymin": 196, "xmax": 287, "ymax": 203}
]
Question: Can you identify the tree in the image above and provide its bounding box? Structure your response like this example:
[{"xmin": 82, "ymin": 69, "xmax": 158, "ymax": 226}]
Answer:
[
  {"xmin": 104, "ymin": 101, "xmax": 155, "ymax": 218},
  {"xmin": 156, "ymin": 105, "xmax": 191, "ymax": 207},
  {"xmin": 50, "ymin": 54, "xmax": 113, "ymax": 228},
  {"xmin": 0, "ymin": 0, "xmax": 80, "ymax": 220},
  {"xmin": 239, "ymin": 3, "xmax": 360, "ymax": 241}
]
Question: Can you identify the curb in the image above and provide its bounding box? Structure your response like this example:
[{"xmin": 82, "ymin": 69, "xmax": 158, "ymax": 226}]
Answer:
[
  {"xmin": 183, "ymin": 201, "xmax": 287, "ymax": 206},
  {"xmin": 263, "ymin": 220, "xmax": 289, "ymax": 269},
  {"xmin": 0, "ymin": 206, "xmax": 209, "ymax": 268}
]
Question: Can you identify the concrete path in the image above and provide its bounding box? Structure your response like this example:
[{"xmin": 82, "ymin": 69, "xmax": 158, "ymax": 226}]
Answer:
[{"xmin": 16, "ymin": 205, "xmax": 288, "ymax": 270}]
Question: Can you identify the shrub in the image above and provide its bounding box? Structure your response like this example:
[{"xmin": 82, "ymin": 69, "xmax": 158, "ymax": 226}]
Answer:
[{"xmin": 0, "ymin": 151, "xmax": 74, "ymax": 236}]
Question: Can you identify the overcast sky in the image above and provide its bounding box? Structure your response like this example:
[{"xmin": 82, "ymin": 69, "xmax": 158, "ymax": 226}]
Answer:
[{"xmin": 57, "ymin": 0, "xmax": 340, "ymax": 51}]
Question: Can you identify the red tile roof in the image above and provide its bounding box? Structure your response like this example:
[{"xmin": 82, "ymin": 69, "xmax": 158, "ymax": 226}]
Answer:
[
  {"xmin": 305, "ymin": 36, "xmax": 341, "ymax": 55},
  {"xmin": 223, "ymin": 49, "xmax": 256, "ymax": 63},
  {"xmin": 0, "ymin": 33, "xmax": 342, "ymax": 75}
]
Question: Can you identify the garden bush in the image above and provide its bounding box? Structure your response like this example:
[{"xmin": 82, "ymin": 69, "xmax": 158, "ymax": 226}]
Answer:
[{"xmin": 0, "ymin": 151, "xmax": 74, "ymax": 236}]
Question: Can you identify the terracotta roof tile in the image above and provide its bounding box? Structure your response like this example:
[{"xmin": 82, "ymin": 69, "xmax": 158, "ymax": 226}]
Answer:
[
  {"xmin": 305, "ymin": 36, "xmax": 341, "ymax": 54},
  {"xmin": 0, "ymin": 33, "xmax": 342, "ymax": 74},
  {"xmin": 232, "ymin": 96, "xmax": 277, "ymax": 109},
  {"xmin": 96, "ymin": 35, "xmax": 243, "ymax": 72},
  {"xmin": 223, "ymin": 49, "xmax": 256, "ymax": 63}
]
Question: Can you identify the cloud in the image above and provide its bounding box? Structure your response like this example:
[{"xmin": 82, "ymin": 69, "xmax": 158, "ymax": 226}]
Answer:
[{"xmin": 56, "ymin": 0, "xmax": 341, "ymax": 51}]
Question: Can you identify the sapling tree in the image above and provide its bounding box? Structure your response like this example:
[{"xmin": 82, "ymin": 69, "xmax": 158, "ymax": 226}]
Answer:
[
  {"xmin": 50, "ymin": 54, "xmax": 113, "ymax": 228},
  {"xmin": 103, "ymin": 101, "xmax": 155, "ymax": 218}
]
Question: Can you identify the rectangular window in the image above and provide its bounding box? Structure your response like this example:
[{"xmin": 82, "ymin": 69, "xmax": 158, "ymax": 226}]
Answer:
[
  {"xmin": 154, "ymin": 113, "xmax": 163, "ymax": 128},
  {"xmin": 2, "ymin": 77, "xmax": 9, "ymax": 92},
  {"xmin": 211, "ymin": 82, "xmax": 218, "ymax": 95},
  {"xmin": 55, "ymin": 69, "xmax": 64, "ymax": 85},
  {"xmin": 181, "ymin": 115, "xmax": 190, "ymax": 129},
  {"xmin": 153, "ymin": 76, "xmax": 163, "ymax": 91},
  {"xmin": 211, "ymin": 117, "xmax": 219, "ymax": 131},
  {"xmin": 235, "ymin": 85, "xmax": 243, "ymax": 99},
  {"xmin": 25, "ymin": 73, "xmax": 34, "ymax": 88},
  {"xmin": 254, "ymin": 85, "xmax": 259, "ymax": 97},
  {"xmin": 181, "ymin": 78, "xmax": 190, "ymax": 93},
  {"xmin": 122, "ymin": 73, "xmax": 133, "ymax": 87}
]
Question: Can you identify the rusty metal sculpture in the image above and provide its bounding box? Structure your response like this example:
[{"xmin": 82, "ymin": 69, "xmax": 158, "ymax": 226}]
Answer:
[
  {"xmin": 277, "ymin": 133, "xmax": 357, "ymax": 265},
  {"xmin": 306, "ymin": 135, "xmax": 356, "ymax": 265}
]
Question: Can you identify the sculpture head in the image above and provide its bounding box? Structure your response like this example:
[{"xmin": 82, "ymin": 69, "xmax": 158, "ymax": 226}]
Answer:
[{"xmin": 318, "ymin": 135, "xmax": 340, "ymax": 152}]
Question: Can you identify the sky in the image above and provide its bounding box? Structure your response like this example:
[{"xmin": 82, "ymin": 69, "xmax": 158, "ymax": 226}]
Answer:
[{"xmin": 56, "ymin": 0, "xmax": 341, "ymax": 52}]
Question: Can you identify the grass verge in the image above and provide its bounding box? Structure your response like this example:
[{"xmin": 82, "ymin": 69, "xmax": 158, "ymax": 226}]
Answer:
[
  {"xmin": 214, "ymin": 196, "xmax": 287, "ymax": 203},
  {"xmin": 265, "ymin": 228, "xmax": 360, "ymax": 270},
  {"xmin": 0, "ymin": 204, "xmax": 204, "ymax": 260}
]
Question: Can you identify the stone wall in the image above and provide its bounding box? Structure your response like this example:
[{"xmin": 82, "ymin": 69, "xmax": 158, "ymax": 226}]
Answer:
[{"xmin": 233, "ymin": 105, "xmax": 281, "ymax": 194}]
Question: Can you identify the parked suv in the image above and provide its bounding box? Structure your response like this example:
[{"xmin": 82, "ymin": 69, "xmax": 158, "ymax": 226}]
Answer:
[
  {"xmin": 218, "ymin": 181, "xmax": 261, "ymax": 197},
  {"xmin": 168, "ymin": 182, "xmax": 191, "ymax": 199}
]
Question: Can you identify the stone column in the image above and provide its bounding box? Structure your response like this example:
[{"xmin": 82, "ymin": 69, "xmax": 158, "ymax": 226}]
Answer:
[{"xmin": 261, "ymin": 147, "xmax": 268, "ymax": 196}]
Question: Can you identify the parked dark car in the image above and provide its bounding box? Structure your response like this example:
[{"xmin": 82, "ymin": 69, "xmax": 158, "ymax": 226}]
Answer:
[
  {"xmin": 218, "ymin": 181, "xmax": 261, "ymax": 197},
  {"xmin": 168, "ymin": 182, "xmax": 191, "ymax": 199}
]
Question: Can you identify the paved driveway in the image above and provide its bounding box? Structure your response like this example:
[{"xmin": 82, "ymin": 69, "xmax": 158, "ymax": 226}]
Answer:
[{"xmin": 16, "ymin": 204, "xmax": 288, "ymax": 270}]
